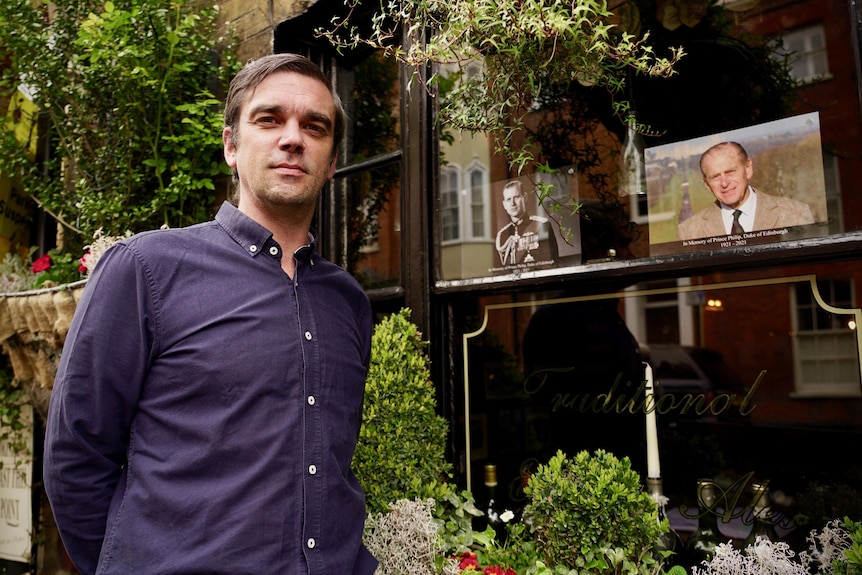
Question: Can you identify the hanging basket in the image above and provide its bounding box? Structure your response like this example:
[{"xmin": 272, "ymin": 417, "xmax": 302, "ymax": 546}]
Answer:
[{"xmin": 0, "ymin": 280, "xmax": 87, "ymax": 418}]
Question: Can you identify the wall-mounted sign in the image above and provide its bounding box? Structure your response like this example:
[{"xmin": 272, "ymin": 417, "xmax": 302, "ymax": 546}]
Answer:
[
  {"xmin": 0, "ymin": 87, "xmax": 38, "ymax": 257},
  {"xmin": 0, "ymin": 404, "xmax": 33, "ymax": 564}
]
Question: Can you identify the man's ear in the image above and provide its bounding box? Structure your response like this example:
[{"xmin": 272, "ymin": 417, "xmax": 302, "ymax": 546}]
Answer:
[
  {"xmin": 223, "ymin": 127, "xmax": 237, "ymax": 168},
  {"xmin": 327, "ymin": 150, "xmax": 338, "ymax": 180}
]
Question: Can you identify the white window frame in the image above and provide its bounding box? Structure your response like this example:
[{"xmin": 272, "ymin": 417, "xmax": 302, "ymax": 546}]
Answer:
[
  {"xmin": 440, "ymin": 164, "xmax": 462, "ymax": 243},
  {"xmin": 464, "ymin": 159, "xmax": 491, "ymax": 241},
  {"xmin": 779, "ymin": 24, "xmax": 830, "ymax": 84},
  {"xmin": 790, "ymin": 279, "xmax": 862, "ymax": 398}
]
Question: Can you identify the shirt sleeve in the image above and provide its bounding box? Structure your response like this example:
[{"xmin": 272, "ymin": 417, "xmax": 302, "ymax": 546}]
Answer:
[{"xmin": 43, "ymin": 243, "xmax": 156, "ymax": 575}]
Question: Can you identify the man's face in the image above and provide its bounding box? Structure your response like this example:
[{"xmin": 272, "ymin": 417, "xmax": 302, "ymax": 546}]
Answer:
[
  {"xmin": 223, "ymin": 70, "xmax": 337, "ymax": 216},
  {"xmin": 701, "ymin": 146, "xmax": 753, "ymax": 209},
  {"xmin": 502, "ymin": 185, "xmax": 527, "ymax": 222}
]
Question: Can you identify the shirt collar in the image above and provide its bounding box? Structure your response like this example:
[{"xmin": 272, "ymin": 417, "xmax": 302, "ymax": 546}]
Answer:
[
  {"xmin": 214, "ymin": 201, "xmax": 318, "ymax": 262},
  {"xmin": 718, "ymin": 186, "xmax": 757, "ymax": 215}
]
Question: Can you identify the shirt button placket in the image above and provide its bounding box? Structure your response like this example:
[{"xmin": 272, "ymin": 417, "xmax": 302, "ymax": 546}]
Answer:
[{"xmin": 302, "ymin": 322, "xmax": 319, "ymax": 563}]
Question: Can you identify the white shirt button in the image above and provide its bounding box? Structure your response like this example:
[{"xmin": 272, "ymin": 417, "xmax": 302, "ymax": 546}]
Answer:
[
  {"xmin": 305, "ymin": 331, "xmax": 312, "ymax": 340},
  {"xmin": 307, "ymin": 395, "xmax": 315, "ymax": 406},
  {"xmin": 269, "ymin": 246, "xmax": 279, "ymax": 256},
  {"xmin": 249, "ymin": 245, "xmax": 258, "ymax": 253},
  {"xmin": 307, "ymin": 538, "xmax": 316, "ymax": 549},
  {"xmin": 308, "ymin": 464, "xmax": 317, "ymax": 475}
]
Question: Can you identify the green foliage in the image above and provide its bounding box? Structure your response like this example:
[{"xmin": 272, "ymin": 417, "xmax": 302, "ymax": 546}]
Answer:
[
  {"xmin": 322, "ymin": 0, "xmax": 683, "ymax": 177},
  {"xmin": 433, "ymin": 489, "xmax": 484, "ymax": 561},
  {"xmin": 0, "ymin": 0, "xmax": 238, "ymax": 247},
  {"xmin": 0, "ymin": 250, "xmax": 33, "ymax": 293},
  {"xmin": 0, "ymin": 355, "xmax": 28, "ymax": 464},
  {"xmin": 835, "ymin": 517, "xmax": 862, "ymax": 575},
  {"xmin": 523, "ymin": 449, "xmax": 665, "ymax": 575},
  {"xmin": 353, "ymin": 308, "xmax": 453, "ymax": 514}
]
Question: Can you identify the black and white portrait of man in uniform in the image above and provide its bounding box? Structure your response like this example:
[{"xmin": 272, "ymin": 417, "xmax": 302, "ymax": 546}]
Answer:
[{"xmin": 495, "ymin": 179, "xmax": 557, "ymax": 268}]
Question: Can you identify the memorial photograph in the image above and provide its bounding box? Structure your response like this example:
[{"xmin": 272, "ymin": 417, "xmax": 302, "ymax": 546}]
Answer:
[{"xmin": 646, "ymin": 112, "xmax": 830, "ymax": 256}]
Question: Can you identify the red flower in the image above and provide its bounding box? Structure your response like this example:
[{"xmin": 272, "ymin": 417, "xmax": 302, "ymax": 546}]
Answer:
[
  {"xmin": 457, "ymin": 552, "xmax": 479, "ymax": 570},
  {"xmin": 31, "ymin": 254, "xmax": 52, "ymax": 273},
  {"xmin": 482, "ymin": 566, "xmax": 516, "ymax": 575},
  {"xmin": 78, "ymin": 252, "xmax": 90, "ymax": 273}
]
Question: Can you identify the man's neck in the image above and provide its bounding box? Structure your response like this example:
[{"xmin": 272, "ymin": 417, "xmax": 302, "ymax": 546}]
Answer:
[{"xmin": 237, "ymin": 197, "xmax": 314, "ymax": 278}]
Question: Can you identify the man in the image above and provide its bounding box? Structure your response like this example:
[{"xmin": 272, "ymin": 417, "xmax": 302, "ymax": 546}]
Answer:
[
  {"xmin": 495, "ymin": 179, "xmax": 556, "ymax": 266},
  {"xmin": 677, "ymin": 141, "xmax": 815, "ymax": 241},
  {"xmin": 44, "ymin": 54, "xmax": 377, "ymax": 574}
]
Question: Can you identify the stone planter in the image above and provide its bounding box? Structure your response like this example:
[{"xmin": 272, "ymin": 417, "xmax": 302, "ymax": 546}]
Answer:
[{"xmin": 0, "ymin": 280, "xmax": 86, "ymax": 419}]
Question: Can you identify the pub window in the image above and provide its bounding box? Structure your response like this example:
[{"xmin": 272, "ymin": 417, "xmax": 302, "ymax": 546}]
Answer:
[
  {"xmin": 792, "ymin": 279, "xmax": 862, "ymax": 397},
  {"xmin": 780, "ymin": 24, "xmax": 830, "ymax": 84}
]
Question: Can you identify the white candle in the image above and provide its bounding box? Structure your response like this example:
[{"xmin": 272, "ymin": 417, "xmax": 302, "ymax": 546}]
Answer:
[{"xmin": 644, "ymin": 363, "xmax": 661, "ymax": 478}]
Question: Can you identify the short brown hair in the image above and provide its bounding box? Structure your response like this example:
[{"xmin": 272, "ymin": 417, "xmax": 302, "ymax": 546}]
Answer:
[{"xmin": 224, "ymin": 53, "xmax": 346, "ymax": 160}]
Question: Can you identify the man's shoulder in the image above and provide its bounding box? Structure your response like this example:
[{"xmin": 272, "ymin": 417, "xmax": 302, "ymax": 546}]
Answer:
[
  {"xmin": 123, "ymin": 220, "xmax": 218, "ymax": 248},
  {"xmin": 754, "ymin": 190, "xmax": 816, "ymax": 227},
  {"xmin": 679, "ymin": 204, "xmax": 718, "ymax": 227},
  {"xmin": 496, "ymin": 221, "xmax": 516, "ymax": 237},
  {"xmin": 757, "ymin": 191, "xmax": 810, "ymax": 210},
  {"xmin": 677, "ymin": 204, "xmax": 720, "ymax": 239}
]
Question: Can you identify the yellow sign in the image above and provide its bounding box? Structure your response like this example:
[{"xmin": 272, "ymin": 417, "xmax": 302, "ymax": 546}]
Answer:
[{"xmin": 0, "ymin": 88, "xmax": 38, "ymax": 257}]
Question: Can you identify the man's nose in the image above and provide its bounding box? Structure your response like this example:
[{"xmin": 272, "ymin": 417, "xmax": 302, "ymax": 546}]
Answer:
[{"xmin": 278, "ymin": 120, "xmax": 304, "ymax": 151}]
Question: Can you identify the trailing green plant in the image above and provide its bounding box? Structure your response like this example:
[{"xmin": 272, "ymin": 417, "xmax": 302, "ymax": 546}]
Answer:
[
  {"xmin": 353, "ymin": 308, "xmax": 453, "ymax": 514},
  {"xmin": 0, "ymin": 355, "xmax": 28, "ymax": 466},
  {"xmin": 322, "ymin": 0, "xmax": 683, "ymax": 187},
  {"xmin": 0, "ymin": 0, "xmax": 238, "ymax": 250},
  {"xmin": 522, "ymin": 449, "xmax": 666, "ymax": 575}
]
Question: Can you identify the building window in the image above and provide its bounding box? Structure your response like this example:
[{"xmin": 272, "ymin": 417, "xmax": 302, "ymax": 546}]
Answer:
[
  {"xmin": 466, "ymin": 161, "xmax": 489, "ymax": 240},
  {"xmin": 441, "ymin": 165, "xmax": 461, "ymax": 242},
  {"xmin": 780, "ymin": 24, "xmax": 830, "ymax": 84},
  {"xmin": 792, "ymin": 279, "xmax": 861, "ymax": 397},
  {"xmin": 439, "ymin": 160, "xmax": 490, "ymax": 244}
]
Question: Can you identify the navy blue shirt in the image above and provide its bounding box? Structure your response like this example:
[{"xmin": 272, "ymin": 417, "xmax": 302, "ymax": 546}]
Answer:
[{"xmin": 44, "ymin": 202, "xmax": 377, "ymax": 574}]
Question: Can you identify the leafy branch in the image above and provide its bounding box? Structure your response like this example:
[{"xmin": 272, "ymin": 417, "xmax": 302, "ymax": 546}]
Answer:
[
  {"xmin": 0, "ymin": 0, "xmax": 238, "ymax": 249},
  {"xmin": 320, "ymin": 0, "xmax": 683, "ymax": 180}
]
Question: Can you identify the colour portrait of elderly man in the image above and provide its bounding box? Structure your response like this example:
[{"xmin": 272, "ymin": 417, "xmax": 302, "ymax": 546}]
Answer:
[{"xmin": 677, "ymin": 141, "xmax": 815, "ymax": 241}]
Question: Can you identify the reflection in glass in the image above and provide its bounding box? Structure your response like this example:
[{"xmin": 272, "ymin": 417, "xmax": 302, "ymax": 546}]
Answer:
[
  {"xmin": 332, "ymin": 162, "xmax": 400, "ymax": 289},
  {"xmin": 334, "ymin": 52, "xmax": 401, "ymax": 288},
  {"xmin": 462, "ymin": 271, "xmax": 862, "ymax": 554}
]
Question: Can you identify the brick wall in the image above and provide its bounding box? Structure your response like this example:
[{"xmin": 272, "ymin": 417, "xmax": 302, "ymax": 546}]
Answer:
[{"xmin": 216, "ymin": 0, "xmax": 315, "ymax": 62}]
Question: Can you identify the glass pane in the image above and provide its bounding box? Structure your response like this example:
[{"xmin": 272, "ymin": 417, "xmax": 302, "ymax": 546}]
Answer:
[
  {"xmin": 461, "ymin": 265, "xmax": 862, "ymax": 571},
  {"xmin": 434, "ymin": 4, "xmax": 862, "ymax": 287},
  {"xmin": 332, "ymin": 161, "xmax": 401, "ymax": 290},
  {"xmin": 337, "ymin": 52, "xmax": 400, "ymax": 167},
  {"xmin": 333, "ymin": 50, "xmax": 401, "ymax": 290}
]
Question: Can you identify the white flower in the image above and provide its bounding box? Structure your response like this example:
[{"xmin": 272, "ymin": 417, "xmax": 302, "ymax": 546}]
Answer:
[{"xmin": 500, "ymin": 510, "xmax": 515, "ymax": 523}]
